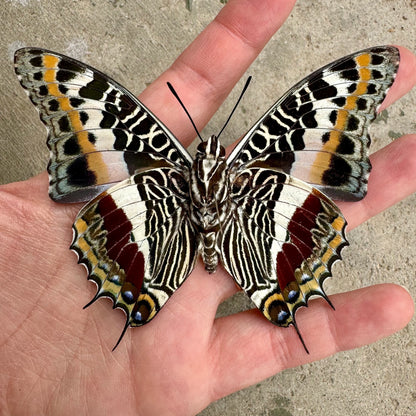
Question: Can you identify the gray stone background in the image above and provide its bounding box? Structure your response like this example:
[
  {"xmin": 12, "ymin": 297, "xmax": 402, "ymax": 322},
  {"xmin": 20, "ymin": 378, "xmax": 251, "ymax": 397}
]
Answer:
[{"xmin": 1, "ymin": 0, "xmax": 415, "ymax": 415}]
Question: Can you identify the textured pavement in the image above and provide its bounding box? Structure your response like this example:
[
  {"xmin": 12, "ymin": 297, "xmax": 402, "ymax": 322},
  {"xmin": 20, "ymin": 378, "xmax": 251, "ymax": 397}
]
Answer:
[{"xmin": 1, "ymin": 1, "xmax": 416, "ymax": 415}]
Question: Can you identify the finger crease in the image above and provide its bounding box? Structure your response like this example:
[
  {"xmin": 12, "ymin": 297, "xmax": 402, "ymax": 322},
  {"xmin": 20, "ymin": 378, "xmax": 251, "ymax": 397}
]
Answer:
[{"xmin": 213, "ymin": 16, "xmax": 262, "ymax": 54}]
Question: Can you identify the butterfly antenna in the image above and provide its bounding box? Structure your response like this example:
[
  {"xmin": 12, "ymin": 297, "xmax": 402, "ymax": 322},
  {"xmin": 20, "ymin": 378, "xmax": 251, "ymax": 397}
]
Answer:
[
  {"xmin": 167, "ymin": 82, "xmax": 204, "ymax": 142},
  {"xmin": 293, "ymin": 321, "xmax": 310, "ymax": 355},
  {"xmin": 217, "ymin": 76, "xmax": 252, "ymax": 140}
]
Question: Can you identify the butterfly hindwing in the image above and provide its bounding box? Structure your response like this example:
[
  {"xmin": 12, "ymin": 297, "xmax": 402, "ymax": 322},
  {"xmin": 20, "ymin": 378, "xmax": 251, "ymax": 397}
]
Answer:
[
  {"xmin": 220, "ymin": 168, "xmax": 347, "ymax": 329},
  {"xmin": 71, "ymin": 166, "xmax": 198, "ymax": 329},
  {"xmin": 14, "ymin": 48, "xmax": 193, "ymax": 202},
  {"xmin": 228, "ymin": 46, "xmax": 399, "ymax": 201}
]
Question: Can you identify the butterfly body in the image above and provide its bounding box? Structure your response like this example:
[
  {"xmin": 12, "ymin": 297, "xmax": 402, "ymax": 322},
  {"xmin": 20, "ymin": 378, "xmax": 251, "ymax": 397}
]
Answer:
[
  {"xmin": 190, "ymin": 135, "xmax": 230, "ymax": 273},
  {"xmin": 14, "ymin": 46, "xmax": 399, "ymax": 348}
]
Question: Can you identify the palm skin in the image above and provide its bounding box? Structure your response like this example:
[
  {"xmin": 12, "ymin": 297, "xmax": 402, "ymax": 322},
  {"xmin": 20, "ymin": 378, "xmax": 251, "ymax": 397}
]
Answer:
[{"xmin": 1, "ymin": 1, "xmax": 416, "ymax": 415}]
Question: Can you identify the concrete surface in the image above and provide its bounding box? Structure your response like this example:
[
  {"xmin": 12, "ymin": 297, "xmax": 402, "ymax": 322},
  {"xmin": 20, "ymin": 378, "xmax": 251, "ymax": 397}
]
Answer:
[{"xmin": 1, "ymin": 0, "xmax": 415, "ymax": 415}]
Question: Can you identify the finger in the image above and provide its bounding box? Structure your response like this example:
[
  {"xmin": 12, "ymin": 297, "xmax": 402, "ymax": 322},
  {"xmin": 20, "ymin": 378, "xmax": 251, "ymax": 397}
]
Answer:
[
  {"xmin": 0, "ymin": 171, "xmax": 49, "ymax": 201},
  {"xmin": 209, "ymin": 284, "xmax": 413, "ymax": 401},
  {"xmin": 138, "ymin": 0, "xmax": 297, "ymax": 145},
  {"xmin": 0, "ymin": 172, "xmax": 82, "ymax": 223},
  {"xmin": 340, "ymin": 134, "xmax": 416, "ymax": 229}
]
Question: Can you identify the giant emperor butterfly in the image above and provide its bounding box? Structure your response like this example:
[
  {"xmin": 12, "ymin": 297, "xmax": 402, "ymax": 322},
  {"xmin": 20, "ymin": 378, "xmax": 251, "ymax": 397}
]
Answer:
[{"xmin": 14, "ymin": 46, "xmax": 399, "ymax": 351}]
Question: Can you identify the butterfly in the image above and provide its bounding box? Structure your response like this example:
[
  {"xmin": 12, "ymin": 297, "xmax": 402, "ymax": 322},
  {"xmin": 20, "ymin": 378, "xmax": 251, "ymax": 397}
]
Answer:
[{"xmin": 14, "ymin": 46, "xmax": 399, "ymax": 351}]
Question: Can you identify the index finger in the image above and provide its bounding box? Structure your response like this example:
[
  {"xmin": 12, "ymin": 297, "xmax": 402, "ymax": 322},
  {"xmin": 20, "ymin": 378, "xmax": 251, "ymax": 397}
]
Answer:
[{"xmin": 138, "ymin": 0, "xmax": 297, "ymax": 145}]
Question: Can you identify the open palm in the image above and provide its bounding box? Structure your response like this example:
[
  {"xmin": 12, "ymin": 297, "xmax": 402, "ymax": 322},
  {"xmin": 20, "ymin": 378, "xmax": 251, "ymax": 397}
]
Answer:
[{"xmin": 1, "ymin": 1, "xmax": 416, "ymax": 415}]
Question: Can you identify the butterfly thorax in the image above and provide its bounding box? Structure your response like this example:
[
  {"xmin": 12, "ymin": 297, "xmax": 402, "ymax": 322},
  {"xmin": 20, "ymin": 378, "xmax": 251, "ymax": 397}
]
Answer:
[{"xmin": 190, "ymin": 136, "xmax": 230, "ymax": 273}]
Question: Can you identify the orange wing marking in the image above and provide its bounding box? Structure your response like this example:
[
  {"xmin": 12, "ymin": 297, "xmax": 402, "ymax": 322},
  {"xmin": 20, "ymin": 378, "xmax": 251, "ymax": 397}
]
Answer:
[
  {"xmin": 309, "ymin": 53, "xmax": 372, "ymax": 183},
  {"xmin": 43, "ymin": 54, "xmax": 110, "ymax": 185}
]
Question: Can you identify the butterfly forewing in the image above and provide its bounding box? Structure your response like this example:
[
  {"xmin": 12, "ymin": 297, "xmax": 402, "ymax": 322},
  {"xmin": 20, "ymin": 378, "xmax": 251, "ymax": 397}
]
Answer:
[
  {"xmin": 228, "ymin": 46, "xmax": 399, "ymax": 201},
  {"xmin": 14, "ymin": 48, "xmax": 193, "ymax": 202}
]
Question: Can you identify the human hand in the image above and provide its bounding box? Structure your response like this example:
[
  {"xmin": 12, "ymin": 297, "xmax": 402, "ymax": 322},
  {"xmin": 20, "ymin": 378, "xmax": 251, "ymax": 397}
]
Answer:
[{"xmin": 1, "ymin": 1, "xmax": 416, "ymax": 415}]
